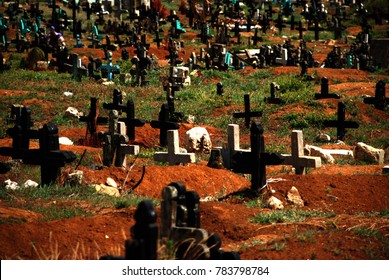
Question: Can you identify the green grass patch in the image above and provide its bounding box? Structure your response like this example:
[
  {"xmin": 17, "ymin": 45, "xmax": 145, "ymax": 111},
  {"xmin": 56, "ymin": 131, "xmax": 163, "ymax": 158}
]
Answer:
[{"xmin": 250, "ymin": 209, "xmax": 335, "ymax": 224}]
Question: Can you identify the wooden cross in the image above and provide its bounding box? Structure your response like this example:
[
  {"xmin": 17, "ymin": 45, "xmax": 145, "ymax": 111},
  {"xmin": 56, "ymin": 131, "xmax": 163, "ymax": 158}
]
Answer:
[
  {"xmin": 231, "ymin": 122, "xmax": 284, "ymax": 192},
  {"xmin": 154, "ymin": 130, "xmax": 195, "ymax": 165},
  {"xmin": 315, "ymin": 77, "xmax": 340, "ymax": 99},
  {"xmin": 233, "ymin": 94, "xmax": 262, "ymax": 128},
  {"xmin": 323, "ymin": 102, "xmax": 359, "ymax": 141},
  {"xmin": 282, "ymin": 130, "xmax": 321, "ymax": 174},
  {"xmin": 364, "ymin": 80, "xmax": 388, "ymax": 110},
  {"xmin": 79, "ymin": 97, "xmax": 108, "ymax": 146}
]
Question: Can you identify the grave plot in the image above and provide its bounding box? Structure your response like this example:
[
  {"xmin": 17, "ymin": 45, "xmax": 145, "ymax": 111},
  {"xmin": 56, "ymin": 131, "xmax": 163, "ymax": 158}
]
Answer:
[{"xmin": 101, "ymin": 182, "xmax": 240, "ymax": 260}]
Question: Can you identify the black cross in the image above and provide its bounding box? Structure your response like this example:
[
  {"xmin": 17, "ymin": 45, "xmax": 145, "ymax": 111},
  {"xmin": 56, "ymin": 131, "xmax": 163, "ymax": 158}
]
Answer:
[
  {"xmin": 150, "ymin": 104, "xmax": 179, "ymax": 147},
  {"xmin": 297, "ymin": 21, "xmax": 306, "ymax": 40},
  {"xmin": 264, "ymin": 82, "xmax": 282, "ymax": 104},
  {"xmin": 0, "ymin": 108, "xmax": 76, "ymax": 185},
  {"xmin": 323, "ymin": 102, "xmax": 359, "ymax": 141},
  {"xmin": 232, "ymin": 122, "xmax": 284, "ymax": 192},
  {"xmin": 364, "ymin": 81, "xmax": 388, "ymax": 110},
  {"xmin": 315, "ymin": 77, "xmax": 340, "ymax": 99},
  {"xmin": 233, "ymin": 94, "xmax": 262, "ymax": 128}
]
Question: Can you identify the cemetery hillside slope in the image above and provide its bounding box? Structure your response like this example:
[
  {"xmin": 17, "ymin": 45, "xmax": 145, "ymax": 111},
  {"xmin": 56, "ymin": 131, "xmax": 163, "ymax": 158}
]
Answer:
[{"xmin": 0, "ymin": 1, "xmax": 389, "ymax": 260}]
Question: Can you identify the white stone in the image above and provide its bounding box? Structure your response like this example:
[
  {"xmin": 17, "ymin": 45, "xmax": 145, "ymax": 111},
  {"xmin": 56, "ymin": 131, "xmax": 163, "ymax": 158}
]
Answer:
[
  {"xmin": 67, "ymin": 171, "xmax": 83, "ymax": 186},
  {"xmin": 106, "ymin": 177, "xmax": 118, "ymax": 188},
  {"xmin": 354, "ymin": 142, "xmax": 385, "ymax": 164},
  {"xmin": 24, "ymin": 179, "xmax": 39, "ymax": 188},
  {"xmin": 286, "ymin": 186, "xmax": 304, "ymax": 207},
  {"xmin": 59, "ymin": 137, "xmax": 73, "ymax": 145},
  {"xmin": 185, "ymin": 127, "xmax": 212, "ymax": 153},
  {"xmin": 267, "ymin": 196, "xmax": 284, "ymax": 210},
  {"xmin": 64, "ymin": 107, "xmax": 82, "ymax": 119},
  {"xmin": 306, "ymin": 145, "xmax": 335, "ymax": 164},
  {"xmin": 63, "ymin": 91, "xmax": 73, "ymax": 97},
  {"xmin": 93, "ymin": 184, "xmax": 120, "ymax": 197},
  {"xmin": 315, "ymin": 133, "xmax": 331, "ymax": 143},
  {"xmin": 4, "ymin": 179, "xmax": 19, "ymax": 190}
]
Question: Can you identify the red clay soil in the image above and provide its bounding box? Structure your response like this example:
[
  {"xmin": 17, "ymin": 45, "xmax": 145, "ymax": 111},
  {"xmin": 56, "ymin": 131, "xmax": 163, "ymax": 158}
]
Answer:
[{"xmin": 0, "ymin": 4, "xmax": 389, "ymax": 260}]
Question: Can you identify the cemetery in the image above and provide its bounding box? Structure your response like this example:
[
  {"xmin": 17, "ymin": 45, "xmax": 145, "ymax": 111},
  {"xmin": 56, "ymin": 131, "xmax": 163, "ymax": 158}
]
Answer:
[{"xmin": 0, "ymin": 0, "xmax": 388, "ymax": 260}]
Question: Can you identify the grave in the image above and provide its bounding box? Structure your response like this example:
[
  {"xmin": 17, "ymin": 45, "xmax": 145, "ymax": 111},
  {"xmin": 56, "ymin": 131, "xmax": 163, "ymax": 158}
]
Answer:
[
  {"xmin": 363, "ymin": 80, "xmax": 388, "ymax": 111},
  {"xmin": 323, "ymin": 102, "xmax": 359, "ymax": 141},
  {"xmin": 150, "ymin": 104, "xmax": 179, "ymax": 147},
  {"xmin": 0, "ymin": 107, "xmax": 76, "ymax": 186},
  {"xmin": 154, "ymin": 130, "xmax": 195, "ymax": 166},
  {"xmin": 233, "ymin": 94, "xmax": 262, "ymax": 128},
  {"xmin": 99, "ymin": 110, "xmax": 139, "ymax": 167},
  {"xmin": 101, "ymin": 182, "xmax": 239, "ymax": 260},
  {"xmin": 232, "ymin": 122, "xmax": 284, "ymax": 192},
  {"xmin": 281, "ymin": 130, "xmax": 321, "ymax": 174},
  {"xmin": 315, "ymin": 77, "xmax": 340, "ymax": 99}
]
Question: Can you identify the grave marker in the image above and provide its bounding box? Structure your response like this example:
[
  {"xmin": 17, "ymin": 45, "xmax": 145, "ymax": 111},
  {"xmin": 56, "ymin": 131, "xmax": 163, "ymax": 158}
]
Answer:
[
  {"xmin": 150, "ymin": 104, "xmax": 179, "ymax": 147},
  {"xmin": 363, "ymin": 80, "xmax": 388, "ymax": 110},
  {"xmin": 323, "ymin": 102, "xmax": 359, "ymax": 141},
  {"xmin": 233, "ymin": 94, "xmax": 262, "ymax": 128},
  {"xmin": 282, "ymin": 130, "xmax": 321, "ymax": 174},
  {"xmin": 154, "ymin": 130, "xmax": 195, "ymax": 165},
  {"xmin": 264, "ymin": 82, "xmax": 282, "ymax": 104},
  {"xmin": 0, "ymin": 108, "xmax": 76, "ymax": 185},
  {"xmin": 232, "ymin": 122, "xmax": 284, "ymax": 192},
  {"xmin": 315, "ymin": 77, "xmax": 340, "ymax": 99}
]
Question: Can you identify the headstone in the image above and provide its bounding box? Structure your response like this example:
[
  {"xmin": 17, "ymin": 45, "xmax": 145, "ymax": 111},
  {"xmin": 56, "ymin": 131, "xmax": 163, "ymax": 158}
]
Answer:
[{"xmin": 154, "ymin": 130, "xmax": 195, "ymax": 165}]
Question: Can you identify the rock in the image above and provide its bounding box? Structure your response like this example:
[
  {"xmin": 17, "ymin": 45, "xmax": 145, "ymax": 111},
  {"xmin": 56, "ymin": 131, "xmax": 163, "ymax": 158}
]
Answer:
[
  {"xmin": 119, "ymin": 73, "xmax": 132, "ymax": 84},
  {"xmin": 315, "ymin": 133, "xmax": 331, "ymax": 143},
  {"xmin": 267, "ymin": 196, "xmax": 284, "ymax": 210},
  {"xmin": 64, "ymin": 107, "xmax": 83, "ymax": 119},
  {"xmin": 59, "ymin": 137, "xmax": 73, "ymax": 145},
  {"xmin": 66, "ymin": 171, "xmax": 83, "ymax": 186},
  {"xmin": 93, "ymin": 184, "xmax": 120, "ymax": 197},
  {"xmin": 63, "ymin": 91, "xmax": 73, "ymax": 97},
  {"xmin": 207, "ymin": 148, "xmax": 225, "ymax": 169},
  {"xmin": 186, "ymin": 114, "xmax": 195, "ymax": 124},
  {"xmin": 24, "ymin": 179, "xmax": 39, "ymax": 188},
  {"xmin": 106, "ymin": 177, "xmax": 118, "ymax": 188},
  {"xmin": 3, "ymin": 179, "xmax": 19, "ymax": 190},
  {"xmin": 306, "ymin": 145, "xmax": 335, "ymax": 164},
  {"xmin": 185, "ymin": 127, "xmax": 212, "ymax": 153},
  {"xmin": 354, "ymin": 142, "xmax": 384, "ymax": 164},
  {"xmin": 286, "ymin": 186, "xmax": 304, "ymax": 207}
]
